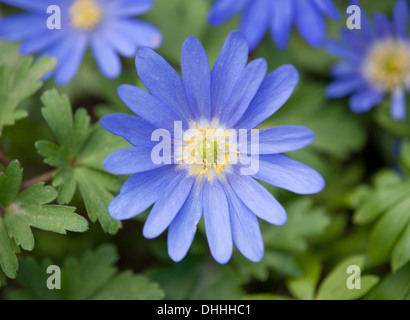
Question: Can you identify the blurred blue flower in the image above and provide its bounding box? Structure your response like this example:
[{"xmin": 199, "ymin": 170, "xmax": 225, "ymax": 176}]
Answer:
[
  {"xmin": 207, "ymin": 0, "xmax": 340, "ymax": 50},
  {"xmin": 101, "ymin": 31, "xmax": 325, "ymax": 264},
  {"xmin": 326, "ymin": 0, "xmax": 410, "ymax": 120},
  {"xmin": 0, "ymin": 0, "xmax": 162, "ymax": 85}
]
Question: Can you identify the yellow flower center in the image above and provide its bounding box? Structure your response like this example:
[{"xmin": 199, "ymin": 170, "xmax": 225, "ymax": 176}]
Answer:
[
  {"xmin": 178, "ymin": 122, "xmax": 239, "ymax": 181},
  {"xmin": 69, "ymin": 0, "xmax": 103, "ymax": 31},
  {"xmin": 363, "ymin": 40, "xmax": 410, "ymax": 91}
]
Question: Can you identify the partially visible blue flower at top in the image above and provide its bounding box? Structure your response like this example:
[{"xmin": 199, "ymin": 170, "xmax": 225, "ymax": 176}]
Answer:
[
  {"xmin": 101, "ymin": 31, "xmax": 325, "ymax": 264},
  {"xmin": 0, "ymin": 0, "xmax": 162, "ymax": 85},
  {"xmin": 326, "ymin": 0, "xmax": 410, "ymax": 120},
  {"xmin": 207, "ymin": 0, "xmax": 340, "ymax": 50}
]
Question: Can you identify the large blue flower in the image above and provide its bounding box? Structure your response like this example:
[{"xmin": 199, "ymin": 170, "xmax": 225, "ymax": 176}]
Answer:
[
  {"xmin": 101, "ymin": 31, "xmax": 325, "ymax": 264},
  {"xmin": 326, "ymin": 0, "xmax": 410, "ymax": 120},
  {"xmin": 207, "ymin": 0, "xmax": 340, "ymax": 50},
  {"xmin": 0, "ymin": 0, "xmax": 162, "ymax": 85}
]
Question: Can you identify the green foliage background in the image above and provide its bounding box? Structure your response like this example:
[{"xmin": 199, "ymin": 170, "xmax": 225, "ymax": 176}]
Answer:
[{"xmin": 0, "ymin": 0, "xmax": 409, "ymax": 300}]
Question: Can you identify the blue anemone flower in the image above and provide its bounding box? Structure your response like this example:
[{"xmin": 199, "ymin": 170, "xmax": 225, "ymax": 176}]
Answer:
[
  {"xmin": 101, "ymin": 31, "xmax": 325, "ymax": 264},
  {"xmin": 0, "ymin": 0, "xmax": 162, "ymax": 85},
  {"xmin": 207, "ymin": 0, "xmax": 340, "ymax": 50},
  {"xmin": 326, "ymin": 0, "xmax": 410, "ymax": 120}
]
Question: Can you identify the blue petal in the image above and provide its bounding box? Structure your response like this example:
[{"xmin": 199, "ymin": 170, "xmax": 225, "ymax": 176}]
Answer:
[
  {"xmin": 312, "ymin": 0, "xmax": 341, "ymax": 20},
  {"xmin": 168, "ymin": 180, "xmax": 203, "ymax": 262},
  {"xmin": 117, "ymin": 84, "xmax": 181, "ymax": 131},
  {"xmin": 203, "ymin": 179, "xmax": 232, "ymax": 264},
  {"xmin": 235, "ymin": 65, "xmax": 299, "ymax": 131},
  {"xmin": 107, "ymin": 19, "xmax": 162, "ymax": 49},
  {"xmin": 208, "ymin": 0, "xmax": 249, "ymax": 25},
  {"xmin": 326, "ymin": 39, "xmax": 362, "ymax": 64},
  {"xmin": 104, "ymin": 146, "xmax": 167, "ymax": 175},
  {"xmin": 181, "ymin": 36, "xmax": 212, "ymax": 121},
  {"xmin": 143, "ymin": 173, "xmax": 194, "ymax": 239},
  {"xmin": 0, "ymin": 13, "xmax": 45, "ymax": 41},
  {"xmin": 221, "ymin": 58, "xmax": 267, "ymax": 128},
  {"xmin": 394, "ymin": 0, "xmax": 409, "ymax": 38},
  {"xmin": 391, "ymin": 88, "xmax": 406, "ymax": 121},
  {"xmin": 225, "ymin": 184, "xmax": 264, "ymax": 262},
  {"xmin": 294, "ymin": 0, "xmax": 326, "ymax": 47},
  {"xmin": 0, "ymin": 0, "xmax": 49, "ymax": 12},
  {"xmin": 108, "ymin": 167, "xmax": 179, "ymax": 220},
  {"xmin": 54, "ymin": 33, "xmax": 88, "ymax": 85},
  {"xmin": 330, "ymin": 63, "xmax": 357, "ymax": 78},
  {"xmin": 227, "ymin": 173, "xmax": 287, "ymax": 225},
  {"xmin": 253, "ymin": 154, "xmax": 325, "ymax": 195},
  {"xmin": 107, "ymin": 0, "xmax": 153, "ymax": 16},
  {"xmin": 91, "ymin": 34, "xmax": 121, "ymax": 78},
  {"xmin": 240, "ymin": 0, "xmax": 270, "ymax": 51},
  {"xmin": 135, "ymin": 47, "xmax": 192, "ymax": 124},
  {"xmin": 247, "ymin": 125, "xmax": 315, "ymax": 154},
  {"xmin": 211, "ymin": 31, "xmax": 249, "ymax": 119},
  {"xmin": 19, "ymin": 29, "xmax": 66, "ymax": 55},
  {"xmin": 270, "ymin": 0, "xmax": 294, "ymax": 50},
  {"xmin": 349, "ymin": 87, "xmax": 385, "ymax": 113},
  {"xmin": 100, "ymin": 114, "xmax": 156, "ymax": 146},
  {"xmin": 326, "ymin": 76, "xmax": 365, "ymax": 98},
  {"xmin": 373, "ymin": 13, "xmax": 393, "ymax": 38}
]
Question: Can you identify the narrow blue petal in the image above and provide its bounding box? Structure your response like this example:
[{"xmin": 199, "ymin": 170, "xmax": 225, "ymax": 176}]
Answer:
[
  {"xmin": 235, "ymin": 65, "xmax": 299, "ymax": 131},
  {"xmin": 373, "ymin": 13, "xmax": 393, "ymax": 38},
  {"xmin": 91, "ymin": 34, "xmax": 121, "ymax": 79},
  {"xmin": 208, "ymin": 0, "xmax": 249, "ymax": 25},
  {"xmin": 295, "ymin": 0, "xmax": 326, "ymax": 47},
  {"xmin": 247, "ymin": 125, "xmax": 315, "ymax": 154},
  {"xmin": 100, "ymin": 114, "xmax": 156, "ymax": 146},
  {"xmin": 211, "ymin": 31, "xmax": 249, "ymax": 119},
  {"xmin": 181, "ymin": 36, "xmax": 212, "ymax": 121},
  {"xmin": 391, "ymin": 88, "xmax": 406, "ymax": 121},
  {"xmin": 394, "ymin": 0, "xmax": 409, "ymax": 38},
  {"xmin": 270, "ymin": 0, "xmax": 294, "ymax": 50},
  {"xmin": 203, "ymin": 179, "xmax": 232, "ymax": 264},
  {"xmin": 227, "ymin": 173, "xmax": 287, "ymax": 225},
  {"xmin": 54, "ymin": 33, "xmax": 88, "ymax": 85},
  {"xmin": 104, "ymin": 146, "xmax": 167, "ymax": 175},
  {"xmin": 326, "ymin": 39, "xmax": 362, "ymax": 64},
  {"xmin": 135, "ymin": 47, "xmax": 192, "ymax": 124},
  {"xmin": 109, "ymin": 19, "xmax": 162, "ymax": 49},
  {"xmin": 225, "ymin": 185, "xmax": 264, "ymax": 262},
  {"xmin": 330, "ymin": 63, "xmax": 357, "ymax": 78},
  {"xmin": 221, "ymin": 58, "xmax": 267, "ymax": 128},
  {"xmin": 253, "ymin": 154, "xmax": 325, "ymax": 195},
  {"xmin": 326, "ymin": 76, "xmax": 365, "ymax": 98},
  {"xmin": 19, "ymin": 29, "xmax": 65, "ymax": 55},
  {"xmin": 240, "ymin": 0, "xmax": 270, "ymax": 51},
  {"xmin": 108, "ymin": 167, "xmax": 179, "ymax": 220},
  {"xmin": 0, "ymin": 13, "xmax": 45, "ymax": 41},
  {"xmin": 108, "ymin": 0, "xmax": 153, "ymax": 16},
  {"xmin": 117, "ymin": 84, "xmax": 181, "ymax": 131},
  {"xmin": 349, "ymin": 87, "xmax": 385, "ymax": 113},
  {"xmin": 168, "ymin": 180, "xmax": 203, "ymax": 262},
  {"xmin": 312, "ymin": 0, "xmax": 341, "ymax": 20},
  {"xmin": 143, "ymin": 173, "xmax": 194, "ymax": 239},
  {"xmin": 0, "ymin": 0, "xmax": 49, "ymax": 12}
]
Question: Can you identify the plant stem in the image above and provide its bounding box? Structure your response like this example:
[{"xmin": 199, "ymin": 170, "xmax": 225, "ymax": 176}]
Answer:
[{"xmin": 21, "ymin": 169, "xmax": 57, "ymax": 190}]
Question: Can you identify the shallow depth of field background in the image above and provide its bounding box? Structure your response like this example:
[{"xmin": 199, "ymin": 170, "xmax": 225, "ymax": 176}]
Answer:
[{"xmin": 0, "ymin": 0, "xmax": 409, "ymax": 300}]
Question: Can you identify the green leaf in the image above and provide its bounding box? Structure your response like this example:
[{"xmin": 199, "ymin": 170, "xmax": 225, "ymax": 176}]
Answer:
[
  {"xmin": 286, "ymin": 255, "xmax": 322, "ymax": 300},
  {"xmin": 392, "ymin": 224, "xmax": 410, "ymax": 272},
  {"xmin": 316, "ymin": 255, "xmax": 379, "ymax": 300},
  {"xmin": 37, "ymin": 89, "xmax": 126, "ymax": 234},
  {"xmin": 4, "ymin": 183, "xmax": 88, "ymax": 251},
  {"xmin": 365, "ymin": 262, "xmax": 410, "ymax": 300},
  {"xmin": 0, "ymin": 56, "xmax": 56, "ymax": 135},
  {"xmin": 6, "ymin": 244, "xmax": 164, "ymax": 300},
  {"xmin": 0, "ymin": 160, "xmax": 23, "ymax": 207},
  {"xmin": 0, "ymin": 218, "xmax": 18, "ymax": 279}
]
